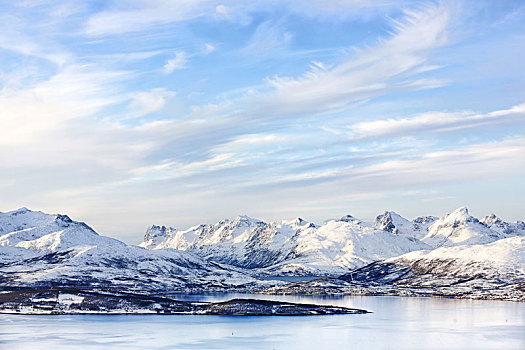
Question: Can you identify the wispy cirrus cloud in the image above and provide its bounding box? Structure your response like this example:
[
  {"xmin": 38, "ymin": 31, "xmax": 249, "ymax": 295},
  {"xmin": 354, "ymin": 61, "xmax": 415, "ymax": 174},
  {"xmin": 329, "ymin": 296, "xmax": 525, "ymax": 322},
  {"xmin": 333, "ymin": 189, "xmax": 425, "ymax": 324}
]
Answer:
[
  {"xmin": 251, "ymin": 4, "xmax": 450, "ymax": 120},
  {"xmin": 83, "ymin": 0, "xmax": 405, "ymax": 36},
  {"xmin": 127, "ymin": 88, "xmax": 176, "ymax": 118},
  {"xmin": 2, "ymin": 0, "xmax": 525, "ymax": 241},
  {"xmin": 242, "ymin": 21, "xmax": 293, "ymax": 57},
  {"xmin": 346, "ymin": 103, "xmax": 525, "ymax": 140},
  {"xmin": 163, "ymin": 51, "xmax": 188, "ymax": 74}
]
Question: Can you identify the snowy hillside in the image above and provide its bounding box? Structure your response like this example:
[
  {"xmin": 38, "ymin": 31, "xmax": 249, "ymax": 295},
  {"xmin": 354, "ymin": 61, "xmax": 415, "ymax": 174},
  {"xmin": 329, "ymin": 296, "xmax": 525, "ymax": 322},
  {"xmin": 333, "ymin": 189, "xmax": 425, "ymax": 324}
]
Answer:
[
  {"xmin": 141, "ymin": 215, "xmax": 317, "ymax": 270},
  {"xmin": 481, "ymin": 213, "xmax": 525, "ymax": 237},
  {"xmin": 374, "ymin": 211, "xmax": 436, "ymax": 239},
  {"xmin": 340, "ymin": 236, "xmax": 525, "ymax": 289},
  {"xmin": 260, "ymin": 217, "xmax": 429, "ymax": 276},
  {"xmin": 142, "ymin": 207, "xmax": 525, "ymax": 277},
  {"xmin": 422, "ymin": 207, "xmax": 507, "ymax": 247},
  {"xmin": 1, "ymin": 206, "xmax": 524, "ymax": 300},
  {"xmin": 0, "ymin": 208, "xmax": 262, "ymax": 293}
]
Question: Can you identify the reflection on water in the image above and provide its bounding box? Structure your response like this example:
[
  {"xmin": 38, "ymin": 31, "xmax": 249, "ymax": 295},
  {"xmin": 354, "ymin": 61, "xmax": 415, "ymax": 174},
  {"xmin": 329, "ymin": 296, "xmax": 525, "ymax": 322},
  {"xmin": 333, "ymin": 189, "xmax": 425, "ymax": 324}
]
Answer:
[
  {"xmin": 258, "ymin": 276, "xmax": 324, "ymax": 282},
  {"xmin": 0, "ymin": 294, "xmax": 524, "ymax": 349}
]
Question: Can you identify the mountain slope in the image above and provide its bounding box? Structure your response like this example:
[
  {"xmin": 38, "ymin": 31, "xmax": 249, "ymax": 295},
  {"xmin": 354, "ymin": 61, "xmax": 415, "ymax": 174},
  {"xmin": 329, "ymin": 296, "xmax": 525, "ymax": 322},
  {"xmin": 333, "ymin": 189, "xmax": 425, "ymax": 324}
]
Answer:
[
  {"xmin": 421, "ymin": 207, "xmax": 505, "ymax": 248},
  {"xmin": 374, "ymin": 211, "xmax": 436, "ymax": 239},
  {"xmin": 481, "ymin": 213, "xmax": 525, "ymax": 237},
  {"xmin": 141, "ymin": 216, "xmax": 317, "ymax": 269},
  {"xmin": 340, "ymin": 236, "xmax": 525, "ymax": 290},
  {"xmin": 261, "ymin": 217, "xmax": 429, "ymax": 276},
  {"xmin": 0, "ymin": 208, "xmax": 262, "ymax": 293},
  {"xmin": 142, "ymin": 213, "xmax": 430, "ymax": 276}
]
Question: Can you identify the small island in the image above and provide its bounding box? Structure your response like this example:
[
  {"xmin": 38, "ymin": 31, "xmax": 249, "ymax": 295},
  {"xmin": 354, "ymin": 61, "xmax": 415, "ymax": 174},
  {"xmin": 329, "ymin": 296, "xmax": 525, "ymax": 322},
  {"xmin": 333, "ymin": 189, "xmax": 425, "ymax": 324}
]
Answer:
[{"xmin": 0, "ymin": 288, "xmax": 369, "ymax": 316}]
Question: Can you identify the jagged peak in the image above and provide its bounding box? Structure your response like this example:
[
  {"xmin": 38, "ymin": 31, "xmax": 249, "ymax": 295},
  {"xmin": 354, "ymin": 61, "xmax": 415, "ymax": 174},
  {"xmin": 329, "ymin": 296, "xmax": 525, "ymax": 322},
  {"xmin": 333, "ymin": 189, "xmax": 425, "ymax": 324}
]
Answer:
[
  {"xmin": 232, "ymin": 215, "xmax": 265, "ymax": 226},
  {"xmin": 146, "ymin": 224, "xmax": 176, "ymax": 233},
  {"xmin": 55, "ymin": 214, "xmax": 73, "ymax": 223},
  {"xmin": 54, "ymin": 214, "xmax": 98, "ymax": 235},
  {"xmin": 280, "ymin": 217, "xmax": 313, "ymax": 228},
  {"xmin": 7, "ymin": 207, "xmax": 33, "ymax": 215},
  {"xmin": 374, "ymin": 211, "xmax": 399, "ymax": 234},
  {"xmin": 375, "ymin": 210, "xmax": 407, "ymax": 222},
  {"xmin": 482, "ymin": 213, "xmax": 502, "ymax": 225},
  {"xmin": 412, "ymin": 215, "xmax": 438, "ymax": 224},
  {"xmin": 450, "ymin": 206, "xmax": 469, "ymax": 217},
  {"xmin": 442, "ymin": 207, "xmax": 475, "ymax": 222},
  {"xmin": 144, "ymin": 224, "xmax": 176, "ymax": 243},
  {"xmin": 339, "ymin": 214, "xmax": 361, "ymax": 224},
  {"xmin": 431, "ymin": 207, "xmax": 483, "ymax": 230}
]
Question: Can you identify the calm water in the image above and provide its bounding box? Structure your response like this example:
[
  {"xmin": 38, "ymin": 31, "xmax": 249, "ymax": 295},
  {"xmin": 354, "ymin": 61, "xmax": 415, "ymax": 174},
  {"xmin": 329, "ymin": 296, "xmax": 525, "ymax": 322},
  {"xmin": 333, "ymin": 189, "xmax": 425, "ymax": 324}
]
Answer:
[{"xmin": 0, "ymin": 294, "xmax": 524, "ymax": 349}]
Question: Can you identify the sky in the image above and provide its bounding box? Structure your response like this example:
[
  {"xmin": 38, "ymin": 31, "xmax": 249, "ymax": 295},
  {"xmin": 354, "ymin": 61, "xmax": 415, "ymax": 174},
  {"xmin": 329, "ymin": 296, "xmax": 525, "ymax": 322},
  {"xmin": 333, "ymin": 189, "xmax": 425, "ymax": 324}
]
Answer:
[{"xmin": 1, "ymin": 0, "xmax": 524, "ymax": 243}]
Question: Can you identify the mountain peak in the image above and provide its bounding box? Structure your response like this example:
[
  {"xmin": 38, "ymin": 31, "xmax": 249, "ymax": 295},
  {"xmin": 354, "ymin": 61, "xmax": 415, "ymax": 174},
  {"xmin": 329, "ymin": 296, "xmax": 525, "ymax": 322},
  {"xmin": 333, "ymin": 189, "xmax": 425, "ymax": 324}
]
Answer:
[
  {"xmin": 55, "ymin": 214, "xmax": 73, "ymax": 223},
  {"xmin": 451, "ymin": 206, "xmax": 469, "ymax": 216},
  {"xmin": 482, "ymin": 213, "xmax": 501, "ymax": 225},
  {"xmin": 442, "ymin": 207, "xmax": 477, "ymax": 224},
  {"xmin": 8, "ymin": 207, "xmax": 32, "ymax": 215},
  {"xmin": 142, "ymin": 225, "xmax": 176, "ymax": 247},
  {"xmin": 374, "ymin": 211, "xmax": 404, "ymax": 234},
  {"xmin": 232, "ymin": 215, "xmax": 265, "ymax": 227},
  {"xmin": 339, "ymin": 214, "xmax": 361, "ymax": 224}
]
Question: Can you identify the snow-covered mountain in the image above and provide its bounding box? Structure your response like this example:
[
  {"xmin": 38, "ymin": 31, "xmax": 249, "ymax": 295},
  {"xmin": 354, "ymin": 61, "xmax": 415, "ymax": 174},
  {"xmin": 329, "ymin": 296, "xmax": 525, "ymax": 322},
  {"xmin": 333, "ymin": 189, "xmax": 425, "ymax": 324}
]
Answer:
[
  {"xmin": 421, "ymin": 207, "xmax": 508, "ymax": 248},
  {"xmin": 260, "ymin": 216, "xmax": 429, "ymax": 276},
  {"xmin": 0, "ymin": 207, "xmax": 124, "ymax": 253},
  {"xmin": 0, "ymin": 208, "xmax": 261, "ymax": 293},
  {"xmin": 141, "ymin": 207, "xmax": 525, "ymax": 277},
  {"xmin": 140, "ymin": 215, "xmax": 315, "ymax": 269},
  {"xmin": 2, "ymin": 206, "xmax": 523, "ymax": 300},
  {"xmin": 374, "ymin": 211, "xmax": 437, "ymax": 239},
  {"xmin": 341, "ymin": 236, "xmax": 525, "ymax": 290},
  {"xmin": 481, "ymin": 213, "xmax": 525, "ymax": 237},
  {"xmin": 141, "ymin": 213, "xmax": 432, "ymax": 276}
]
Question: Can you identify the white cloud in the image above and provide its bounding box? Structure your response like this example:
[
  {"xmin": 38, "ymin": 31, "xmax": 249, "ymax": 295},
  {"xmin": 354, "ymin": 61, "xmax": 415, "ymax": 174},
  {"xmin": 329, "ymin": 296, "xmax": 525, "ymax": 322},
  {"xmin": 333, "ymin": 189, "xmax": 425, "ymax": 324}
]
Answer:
[
  {"xmin": 203, "ymin": 43, "xmax": 215, "ymax": 54},
  {"xmin": 346, "ymin": 103, "xmax": 525, "ymax": 140},
  {"xmin": 347, "ymin": 137, "xmax": 525, "ymax": 188},
  {"xmin": 83, "ymin": 1, "xmax": 402, "ymax": 36},
  {"xmin": 242, "ymin": 21, "xmax": 293, "ymax": 56},
  {"xmin": 84, "ymin": 0, "xmax": 220, "ymax": 36},
  {"xmin": 163, "ymin": 51, "xmax": 188, "ymax": 74},
  {"xmin": 0, "ymin": 65, "xmax": 127, "ymax": 147},
  {"xmin": 250, "ymin": 4, "xmax": 450, "ymax": 120},
  {"xmin": 127, "ymin": 88, "xmax": 175, "ymax": 118}
]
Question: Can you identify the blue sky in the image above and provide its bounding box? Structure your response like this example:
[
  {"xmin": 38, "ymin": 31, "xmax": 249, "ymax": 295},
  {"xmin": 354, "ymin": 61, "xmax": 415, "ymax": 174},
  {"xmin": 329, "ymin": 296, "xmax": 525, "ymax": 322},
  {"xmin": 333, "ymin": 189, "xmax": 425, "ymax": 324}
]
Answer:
[{"xmin": 1, "ymin": 0, "xmax": 524, "ymax": 242}]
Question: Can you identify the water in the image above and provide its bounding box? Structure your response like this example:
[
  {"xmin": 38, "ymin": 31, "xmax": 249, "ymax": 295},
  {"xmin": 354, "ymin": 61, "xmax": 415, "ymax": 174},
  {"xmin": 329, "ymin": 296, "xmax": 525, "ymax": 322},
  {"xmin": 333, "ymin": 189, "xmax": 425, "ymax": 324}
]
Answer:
[
  {"xmin": 1, "ymin": 294, "xmax": 524, "ymax": 349},
  {"xmin": 259, "ymin": 276, "xmax": 324, "ymax": 282}
]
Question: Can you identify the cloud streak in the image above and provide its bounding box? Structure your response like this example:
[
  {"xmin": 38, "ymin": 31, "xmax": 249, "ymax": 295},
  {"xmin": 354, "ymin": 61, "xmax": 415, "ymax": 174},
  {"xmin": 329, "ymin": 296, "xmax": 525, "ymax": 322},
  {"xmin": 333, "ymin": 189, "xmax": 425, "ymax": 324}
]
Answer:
[
  {"xmin": 163, "ymin": 51, "xmax": 188, "ymax": 74},
  {"xmin": 346, "ymin": 103, "xmax": 525, "ymax": 140}
]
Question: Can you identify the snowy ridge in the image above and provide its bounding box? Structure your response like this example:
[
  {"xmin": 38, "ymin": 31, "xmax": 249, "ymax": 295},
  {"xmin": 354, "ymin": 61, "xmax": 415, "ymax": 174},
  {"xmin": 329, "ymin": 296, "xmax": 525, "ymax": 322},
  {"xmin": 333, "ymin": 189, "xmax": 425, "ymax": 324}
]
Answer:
[
  {"xmin": 481, "ymin": 213, "xmax": 525, "ymax": 237},
  {"xmin": 339, "ymin": 236, "xmax": 525, "ymax": 293},
  {"xmin": 374, "ymin": 211, "xmax": 436, "ymax": 239},
  {"xmin": 0, "ymin": 208, "xmax": 262, "ymax": 293},
  {"xmin": 393, "ymin": 236, "xmax": 525, "ymax": 273},
  {"xmin": 261, "ymin": 218, "xmax": 429, "ymax": 276},
  {"xmin": 1, "ymin": 206, "xmax": 524, "ymax": 299},
  {"xmin": 422, "ymin": 207, "xmax": 505, "ymax": 248},
  {"xmin": 142, "ymin": 206, "xmax": 524, "ymax": 276},
  {"xmin": 142, "ymin": 215, "xmax": 315, "ymax": 270}
]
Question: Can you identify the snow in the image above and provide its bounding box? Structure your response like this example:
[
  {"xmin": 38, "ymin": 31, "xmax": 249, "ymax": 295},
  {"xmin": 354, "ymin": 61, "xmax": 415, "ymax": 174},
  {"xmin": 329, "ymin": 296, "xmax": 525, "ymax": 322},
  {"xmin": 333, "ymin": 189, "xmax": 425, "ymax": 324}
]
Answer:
[
  {"xmin": 1, "ymin": 206, "xmax": 524, "ymax": 296},
  {"xmin": 422, "ymin": 207, "xmax": 506, "ymax": 247},
  {"xmin": 262, "ymin": 218, "xmax": 429, "ymax": 275},
  {"xmin": 394, "ymin": 236, "xmax": 525, "ymax": 272},
  {"xmin": 0, "ymin": 208, "xmax": 263, "ymax": 292}
]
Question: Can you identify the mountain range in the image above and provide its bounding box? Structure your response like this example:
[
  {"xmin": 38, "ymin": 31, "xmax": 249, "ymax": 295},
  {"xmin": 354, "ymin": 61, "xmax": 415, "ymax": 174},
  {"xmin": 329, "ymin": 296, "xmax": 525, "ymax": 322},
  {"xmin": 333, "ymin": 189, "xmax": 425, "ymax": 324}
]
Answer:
[
  {"xmin": 140, "ymin": 207, "xmax": 524, "ymax": 276},
  {"xmin": 1, "ymin": 206, "xmax": 524, "ymax": 301}
]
